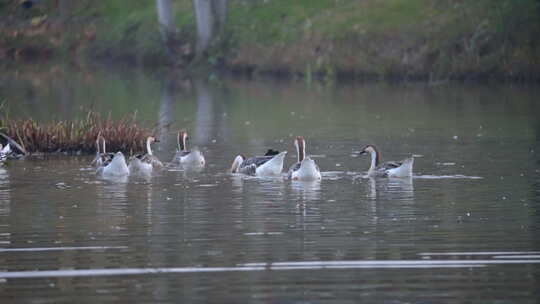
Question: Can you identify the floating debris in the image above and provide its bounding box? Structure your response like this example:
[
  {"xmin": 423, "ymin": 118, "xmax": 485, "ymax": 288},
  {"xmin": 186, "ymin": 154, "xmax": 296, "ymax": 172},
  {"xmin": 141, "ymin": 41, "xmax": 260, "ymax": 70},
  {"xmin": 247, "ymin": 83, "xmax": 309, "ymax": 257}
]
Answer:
[
  {"xmin": 436, "ymin": 162, "xmax": 456, "ymax": 166},
  {"xmin": 55, "ymin": 182, "xmax": 70, "ymax": 190}
]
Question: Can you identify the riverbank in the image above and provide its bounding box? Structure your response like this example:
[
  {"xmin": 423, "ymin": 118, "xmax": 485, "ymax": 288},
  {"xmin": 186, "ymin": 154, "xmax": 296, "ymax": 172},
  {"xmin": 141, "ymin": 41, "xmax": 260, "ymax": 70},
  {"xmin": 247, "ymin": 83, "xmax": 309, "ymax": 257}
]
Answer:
[{"xmin": 1, "ymin": 0, "xmax": 540, "ymax": 81}]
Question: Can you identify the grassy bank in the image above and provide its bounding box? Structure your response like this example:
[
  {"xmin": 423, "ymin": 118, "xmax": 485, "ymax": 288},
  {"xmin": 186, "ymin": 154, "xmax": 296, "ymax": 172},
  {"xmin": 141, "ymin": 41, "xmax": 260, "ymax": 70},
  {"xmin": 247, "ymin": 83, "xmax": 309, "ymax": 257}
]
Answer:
[
  {"xmin": 226, "ymin": 0, "xmax": 540, "ymax": 81},
  {"xmin": 1, "ymin": 0, "xmax": 540, "ymax": 80}
]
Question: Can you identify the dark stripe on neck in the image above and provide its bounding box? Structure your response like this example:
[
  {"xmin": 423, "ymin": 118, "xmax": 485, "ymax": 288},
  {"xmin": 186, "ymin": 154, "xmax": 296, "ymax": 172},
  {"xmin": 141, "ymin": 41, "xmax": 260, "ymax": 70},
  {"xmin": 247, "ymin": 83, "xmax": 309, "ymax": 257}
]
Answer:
[
  {"xmin": 297, "ymin": 139, "xmax": 305, "ymax": 162},
  {"xmin": 178, "ymin": 133, "xmax": 186, "ymax": 151},
  {"xmin": 372, "ymin": 145, "xmax": 381, "ymax": 166}
]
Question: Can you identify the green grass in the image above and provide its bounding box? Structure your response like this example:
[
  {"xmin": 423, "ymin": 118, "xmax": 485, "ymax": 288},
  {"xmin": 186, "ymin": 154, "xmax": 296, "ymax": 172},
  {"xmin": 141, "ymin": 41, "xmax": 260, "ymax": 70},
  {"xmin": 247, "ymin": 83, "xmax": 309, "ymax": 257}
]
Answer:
[
  {"xmin": 1, "ymin": 0, "xmax": 539, "ymax": 79},
  {"xmin": 225, "ymin": 0, "xmax": 540, "ymax": 79}
]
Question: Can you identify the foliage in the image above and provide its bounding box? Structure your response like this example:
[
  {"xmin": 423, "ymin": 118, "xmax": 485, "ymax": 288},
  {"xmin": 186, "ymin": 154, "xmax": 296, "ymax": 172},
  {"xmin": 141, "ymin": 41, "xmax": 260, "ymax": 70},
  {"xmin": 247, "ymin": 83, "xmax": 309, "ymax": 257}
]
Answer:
[
  {"xmin": 1, "ymin": 0, "xmax": 539, "ymax": 80},
  {"xmin": 225, "ymin": 0, "xmax": 540, "ymax": 80}
]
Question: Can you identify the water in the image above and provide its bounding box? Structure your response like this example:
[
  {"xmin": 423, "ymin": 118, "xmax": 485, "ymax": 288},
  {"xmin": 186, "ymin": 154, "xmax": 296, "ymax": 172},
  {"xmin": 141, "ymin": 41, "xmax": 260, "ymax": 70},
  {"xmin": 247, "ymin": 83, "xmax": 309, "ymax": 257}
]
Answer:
[{"xmin": 1, "ymin": 66, "xmax": 539, "ymax": 303}]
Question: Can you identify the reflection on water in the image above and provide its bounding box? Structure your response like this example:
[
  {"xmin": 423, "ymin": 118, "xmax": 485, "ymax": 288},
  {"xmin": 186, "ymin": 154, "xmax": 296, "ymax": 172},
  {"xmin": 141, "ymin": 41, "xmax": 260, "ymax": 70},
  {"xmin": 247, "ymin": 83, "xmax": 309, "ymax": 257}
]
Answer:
[
  {"xmin": 366, "ymin": 177, "xmax": 414, "ymax": 201},
  {"xmin": 156, "ymin": 75, "xmax": 178, "ymax": 148},
  {"xmin": 230, "ymin": 173, "xmax": 245, "ymax": 194},
  {"xmin": 1, "ymin": 67, "xmax": 540, "ymax": 303},
  {"xmin": 96, "ymin": 178, "xmax": 128, "ymax": 200},
  {"xmin": 0, "ymin": 168, "xmax": 9, "ymax": 218},
  {"xmin": 192, "ymin": 78, "xmax": 225, "ymax": 145},
  {"xmin": 290, "ymin": 180, "xmax": 321, "ymax": 202}
]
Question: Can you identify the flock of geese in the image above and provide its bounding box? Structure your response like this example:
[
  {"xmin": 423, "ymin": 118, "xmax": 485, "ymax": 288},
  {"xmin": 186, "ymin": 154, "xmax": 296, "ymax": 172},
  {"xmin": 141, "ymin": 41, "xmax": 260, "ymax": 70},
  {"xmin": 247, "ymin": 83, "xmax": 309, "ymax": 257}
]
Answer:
[{"xmin": 88, "ymin": 131, "xmax": 414, "ymax": 181}]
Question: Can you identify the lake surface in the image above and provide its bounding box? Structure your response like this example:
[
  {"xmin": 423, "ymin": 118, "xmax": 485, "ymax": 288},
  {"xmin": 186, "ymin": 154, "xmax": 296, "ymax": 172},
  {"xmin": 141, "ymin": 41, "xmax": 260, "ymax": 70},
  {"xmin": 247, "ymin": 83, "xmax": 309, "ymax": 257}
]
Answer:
[{"xmin": 1, "ymin": 65, "xmax": 540, "ymax": 303}]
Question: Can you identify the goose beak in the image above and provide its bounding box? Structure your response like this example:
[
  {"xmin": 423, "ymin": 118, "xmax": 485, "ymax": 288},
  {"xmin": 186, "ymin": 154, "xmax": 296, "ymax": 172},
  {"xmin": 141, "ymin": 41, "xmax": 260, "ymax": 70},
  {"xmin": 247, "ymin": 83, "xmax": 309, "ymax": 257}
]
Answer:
[{"xmin": 359, "ymin": 151, "xmax": 367, "ymax": 155}]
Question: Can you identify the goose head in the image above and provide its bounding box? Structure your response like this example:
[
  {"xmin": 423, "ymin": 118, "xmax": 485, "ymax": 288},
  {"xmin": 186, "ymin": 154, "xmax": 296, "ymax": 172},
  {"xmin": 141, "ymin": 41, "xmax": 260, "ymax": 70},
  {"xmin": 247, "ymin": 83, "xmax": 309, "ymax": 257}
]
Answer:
[
  {"xmin": 359, "ymin": 144, "xmax": 380, "ymax": 166},
  {"xmin": 230, "ymin": 155, "xmax": 245, "ymax": 173},
  {"xmin": 146, "ymin": 136, "xmax": 159, "ymax": 145},
  {"xmin": 146, "ymin": 136, "xmax": 159, "ymax": 155},
  {"xmin": 294, "ymin": 136, "xmax": 306, "ymax": 162},
  {"xmin": 359, "ymin": 145, "xmax": 378, "ymax": 155}
]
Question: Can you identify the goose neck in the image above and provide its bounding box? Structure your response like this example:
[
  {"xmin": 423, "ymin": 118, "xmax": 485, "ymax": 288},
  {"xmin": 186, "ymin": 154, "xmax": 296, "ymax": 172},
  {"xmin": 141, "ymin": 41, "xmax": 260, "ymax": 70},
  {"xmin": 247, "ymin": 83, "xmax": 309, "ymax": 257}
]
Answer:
[
  {"xmin": 146, "ymin": 138, "xmax": 153, "ymax": 156},
  {"xmin": 178, "ymin": 133, "xmax": 187, "ymax": 151},
  {"xmin": 296, "ymin": 139, "xmax": 305, "ymax": 162},
  {"xmin": 369, "ymin": 150, "xmax": 379, "ymax": 171}
]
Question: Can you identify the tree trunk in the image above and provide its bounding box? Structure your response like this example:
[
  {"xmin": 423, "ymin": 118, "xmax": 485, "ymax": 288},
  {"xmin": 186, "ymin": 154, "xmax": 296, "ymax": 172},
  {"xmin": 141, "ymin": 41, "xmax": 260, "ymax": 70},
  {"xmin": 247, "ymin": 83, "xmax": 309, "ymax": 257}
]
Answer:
[
  {"xmin": 192, "ymin": 0, "xmax": 215, "ymax": 56},
  {"xmin": 155, "ymin": 0, "xmax": 175, "ymax": 44},
  {"xmin": 212, "ymin": 0, "xmax": 227, "ymax": 30}
]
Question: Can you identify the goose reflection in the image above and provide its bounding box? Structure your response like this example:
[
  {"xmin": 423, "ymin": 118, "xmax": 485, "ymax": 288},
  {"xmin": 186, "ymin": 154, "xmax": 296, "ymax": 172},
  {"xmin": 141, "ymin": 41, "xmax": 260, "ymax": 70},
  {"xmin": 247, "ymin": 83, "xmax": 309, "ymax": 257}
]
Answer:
[
  {"xmin": 290, "ymin": 180, "xmax": 322, "ymax": 202},
  {"xmin": 0, "ymin": 167, "xmax": 10, "ymax": 217},
  {"xmin": 97, "ymin": 175, "xmax": 129, "ymax": 201},
  {"xmin": 231, "ymin": 174, "xmax": 245, "ymax": 194},
  {"xmin": 174, "ymin": 165, "xmax": 206, "ymax": 182},
  {"xmin": 128, "ymin": 170, "xmax": 152, "ymax": 183},
  {"xmin": 0, "ymin": 167, "xmax": 8, "ymax": 181},
  {"xmin": 94, "ymin": 177, "xmax": 129, "ymax": 234},
  {"xmin": 366, "ymin": 176, "xmax": 414, "ymax": 201},
  {"xmin": 230, "ymin": 175, "xmax": 286, "ymax": 199}
]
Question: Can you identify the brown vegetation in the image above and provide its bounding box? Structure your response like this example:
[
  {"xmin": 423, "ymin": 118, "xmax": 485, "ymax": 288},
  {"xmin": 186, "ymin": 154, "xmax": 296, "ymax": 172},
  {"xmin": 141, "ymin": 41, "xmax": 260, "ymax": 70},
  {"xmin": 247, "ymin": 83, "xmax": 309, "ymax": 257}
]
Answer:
[{"xmin": 0, "ymin": 111, "xmax": 152, "ymax": 154}]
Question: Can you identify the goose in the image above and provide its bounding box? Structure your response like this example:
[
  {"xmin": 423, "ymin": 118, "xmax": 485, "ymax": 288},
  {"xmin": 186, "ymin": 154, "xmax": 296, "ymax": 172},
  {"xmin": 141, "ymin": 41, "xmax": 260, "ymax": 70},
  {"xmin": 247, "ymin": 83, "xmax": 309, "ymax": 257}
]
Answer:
[
  {"xmin": 288, "ymin": 136, "xmax": 321, "ymax": 181},
  {"xmin": 0, "ymin": 143, "xmax": 10, "ymax": 165},
  {"xmin": 128, "ymin": 136, "xmax": 163, "ymax": 174},
  {"xmin": 172, "ymin": 131, "xmax": 205, "ymax": 166},
  {"xmin": 91, "ymin": 133, "xmax": 113, "ymax": 167},
  {"xmin": 359, "ymin": 144, "xmax": 413, "ymax": 177},
  {"xmin": 230, "ymin": 150, "xmax": 287, "ymax": 177},
  {"xmin": 98, "ymin": 152, "xmax": 130, "ymax": 177}
]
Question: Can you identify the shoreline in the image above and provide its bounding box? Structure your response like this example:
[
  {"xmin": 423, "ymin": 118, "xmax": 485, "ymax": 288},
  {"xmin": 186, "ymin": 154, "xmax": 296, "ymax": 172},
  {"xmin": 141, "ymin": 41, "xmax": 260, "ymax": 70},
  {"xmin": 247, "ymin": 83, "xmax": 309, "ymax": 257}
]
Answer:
[
  {"xmin": 1, "ymin": 1, "xmax": 539, "ymax": 83},
  {"xmin": 3, "ymin": 53, "xmax": 540, "ymax": 84}
]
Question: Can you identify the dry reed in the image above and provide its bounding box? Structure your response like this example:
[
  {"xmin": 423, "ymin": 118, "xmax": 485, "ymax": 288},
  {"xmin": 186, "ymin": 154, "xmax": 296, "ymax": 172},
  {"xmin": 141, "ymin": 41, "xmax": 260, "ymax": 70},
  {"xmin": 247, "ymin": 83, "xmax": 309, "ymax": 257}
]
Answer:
[{"xmin": 0, "ymin": 111, "xmax": 152, "ymax": 154}]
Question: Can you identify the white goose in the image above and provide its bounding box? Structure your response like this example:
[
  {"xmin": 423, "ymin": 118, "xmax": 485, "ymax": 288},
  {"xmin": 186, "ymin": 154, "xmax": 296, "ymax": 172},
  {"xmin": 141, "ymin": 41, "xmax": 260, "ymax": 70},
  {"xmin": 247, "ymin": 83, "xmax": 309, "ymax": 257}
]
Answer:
[
  {"xmin": 359, "ymin": 144, "xmax": 413, "ymax": 177},
  {"xmin": 91, "ymin": 133, "xmax": 113, "ymax": 168},
  {"xmin": 288, "ymin": 136, "xmax": 321, "ymax": 181},
  {"xmin": 128, "ymin": 136, "xmax": 163, "ymax": 174},
  {"xmin": 230, "ymin": 150, "xmax": 287, "ymax": 177},
  {"xmin": 98, "ymin": 151, "xmax": 130, "ymax": 177},
  {"xmin": 172, "ymin": 131, "xmax": 205, "ymax": 166},
  {"xmin": 0, "ymin": 143, "xmax": 11, "ymax": 165}
]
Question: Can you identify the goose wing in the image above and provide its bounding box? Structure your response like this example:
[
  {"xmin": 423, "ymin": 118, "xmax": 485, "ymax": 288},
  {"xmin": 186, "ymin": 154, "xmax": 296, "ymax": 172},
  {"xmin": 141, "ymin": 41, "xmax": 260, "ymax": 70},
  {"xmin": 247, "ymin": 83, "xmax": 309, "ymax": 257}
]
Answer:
[
  {"xmin": 264, "ymin": 149, "xmax": 280, "ymax": 156},
  {"xmin": 287, "ymin": 162, "xmax": 301, "ymax": 176},
  {"xmin": 379, "ymin": 161, "xmax": 402, "ymax": 170},
  {"xmin": 138, "ymin": 154, "xmax": 163, "ymax": 168},
  {"xmin": 177, "ymin": 150, "xmax": 191, "ymax": 157},
  {"xmin": 238, "ymin": 163, "xmax": 257, "ymax": 175},
  {"xmin": 91, "ymin": 152, "xmax": 113, "ymax": 167},
  {"xmin": 241, "ymin": 155, "xmax": 274, "ymax": 168}
]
